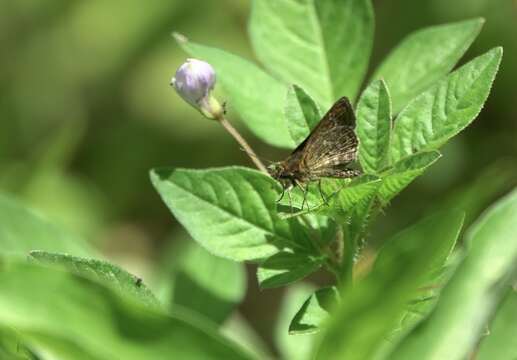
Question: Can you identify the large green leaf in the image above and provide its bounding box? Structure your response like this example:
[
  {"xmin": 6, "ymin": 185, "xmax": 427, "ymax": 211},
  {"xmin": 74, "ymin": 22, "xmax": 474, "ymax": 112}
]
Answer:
[
  {"xmin": 0, "ymin": 259, "xmax": 252, "ymax": 360},
  {"xmin": 171, "ymin": 242, "xmax": 246, "ymax": 324},
  {"xmin": 315, "ymin": 210, "xmax": 465, "ymax": 360},
  {"xmin": 28, "ymin": 251, "xmax": 160, "ymax": 309},
  {"xmin": 175, "ymin": 34, "xmax": 291, "ymax": 148},
  {"xmin": 249, "ymin": 0, "xmax": 374, "ymax": 107},
  {"xmin": 151, "ymin": 167, "xmax": 313, "ymax": 261},
  {"xmin": 389, "ymin": 188, "xmax": 517, "ymax": 360},
  {"xmin": 356, "ymin": 80, "xmax": 392, "ymax": 174},
  {"xmin": 372, "ymin": 18, "xmax": 485, "ymax": 113},
  {"xmin": 478, "ymin": 290, "xmax": 517, "ymax": 360},
  {"xmin": 389, "ymin": 47, "xmax": 502, "ymax": 163},
  {"xmin": 285, "ymin": 85, "xmax": 321, "ymax": 146},
  {"xmin": 257, "ymin": 251, "xmax": 324, "ymax": 289},
  {"xmin": 0, "ymin": 194, "xmax": 95, "ymax": 257}
]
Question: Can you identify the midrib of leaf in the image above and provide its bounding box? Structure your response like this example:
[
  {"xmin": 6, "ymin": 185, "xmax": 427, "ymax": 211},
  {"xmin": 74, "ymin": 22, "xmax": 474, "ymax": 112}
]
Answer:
[
  {"xmin": 308, "ymin": 1, "xmax": 334, "ymax": 104},
  {"xmin": 167, "ymin": 178, "xmax": 301, "ymax": 250},
  {"xmin": 367, "ymin": 85, "xmax": 391, "ymax": 162}
]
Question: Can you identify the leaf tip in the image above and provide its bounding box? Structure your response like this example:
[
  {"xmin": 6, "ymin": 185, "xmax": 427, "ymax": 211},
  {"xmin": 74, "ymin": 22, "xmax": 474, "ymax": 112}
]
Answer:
[
  {"xmin": 493, "ymin": 46, "xmax": 504, "ymax": 58},
  {"xmin": 172, "ymin": 32, "xmax": 189, "ymax": 44}
]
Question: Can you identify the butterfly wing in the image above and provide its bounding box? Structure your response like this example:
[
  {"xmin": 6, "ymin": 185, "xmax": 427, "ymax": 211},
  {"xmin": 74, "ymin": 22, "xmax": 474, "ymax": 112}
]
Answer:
[{"xmin": 300, "ymin": 97, "xmax": 358, "ymax": 170}]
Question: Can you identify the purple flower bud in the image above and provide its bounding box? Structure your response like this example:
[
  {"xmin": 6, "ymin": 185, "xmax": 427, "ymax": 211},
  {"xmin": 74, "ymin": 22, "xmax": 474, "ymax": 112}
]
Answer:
[{"xmin": 171, "ymin": 59, "xmax": 223, "ymax": 119}]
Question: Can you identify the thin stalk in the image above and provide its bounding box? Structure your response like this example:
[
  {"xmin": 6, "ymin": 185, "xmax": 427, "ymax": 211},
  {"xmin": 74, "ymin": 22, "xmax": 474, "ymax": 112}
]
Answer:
[
  {"xmin": 339, "ymin": 225, "xmax": 355, "ymax": 286},
  {"xmin": 217, "ymin": 115, "xmax": 268, "ymax": 174}
]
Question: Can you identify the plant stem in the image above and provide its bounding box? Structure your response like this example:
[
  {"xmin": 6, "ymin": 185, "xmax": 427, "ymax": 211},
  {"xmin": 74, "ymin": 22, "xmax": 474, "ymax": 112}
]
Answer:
[
  {"xmin": 339, "ymin": 225, "xmax": 355, "ymax": 286},
  {"xmin": 217, "ymin": 115, "xmax": 268, "ymax": 174}
]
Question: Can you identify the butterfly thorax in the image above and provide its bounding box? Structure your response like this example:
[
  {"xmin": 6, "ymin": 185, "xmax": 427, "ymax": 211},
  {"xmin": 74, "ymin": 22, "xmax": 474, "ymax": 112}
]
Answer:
[{"xmin": 268, "ymin": 161, "xmax": 307, "ymax": 185}]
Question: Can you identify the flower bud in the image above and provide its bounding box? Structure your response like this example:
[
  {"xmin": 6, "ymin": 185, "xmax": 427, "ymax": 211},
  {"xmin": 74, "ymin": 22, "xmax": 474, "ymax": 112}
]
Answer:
[{"xmin": 171, "ymin": 58, "xmax": 223, "ymax": 120}]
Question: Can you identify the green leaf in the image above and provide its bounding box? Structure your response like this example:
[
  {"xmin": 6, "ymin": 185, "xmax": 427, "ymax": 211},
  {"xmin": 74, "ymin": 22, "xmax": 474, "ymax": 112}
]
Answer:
[
  {"xmin": 389, "ymin": 188, "xmax": 517, "ymax": 360},
  {"xmin": 257, "ymin": 251, "xmax": 324, "ymax": 289},
  {"xmin": 478, "ymin": 290, "xmax": 517, "ymax": 360},
  {"xmin": 375, "ymin": 210, "xmax": 464, "ymax": 278},
  {"xmin": 373, "ymin": 211, "xmax": 464, "ymax": 357},
  {"xmin": 289, "ymin": 287, "xmax": 339, "ymax": 334},
  {"xmin": 171, "ymin": 242, "xmax": 246, "ymax": 324},
  {"xmin": 0, "ymin": 194, "xmax": 95, "ymax": 257},
  {"xmin": 174, "ymin": 34, "xmax": 291, "ymax": 148},
  {"xmin": 321, "ymin": 176, "xmax": 381, "ymax": 218},
  {"xmin": 372, "ymin": 18, "xmax": 485, "ymax": 113},
  {"xmin": 285, "ymin": 85, "xmax": 322, "ymax": 146},
  {"xmin": 321, "ymin": 176, "xmax": 381, "ymax": 248},
  {"xmin": 0, "ymin": 259, "xmax": 252, "ymax": 360},
  {"xmin": 389, "ymin": 47, "xmax": 503, "ymax": 163},
  {"xmin": 275, "ymin": 284, "xmax": 316, "ymax": 360},
  {"xmin": 249, "ymin": 0, "xmax": 374, "ymax": 106},
  {"xmin": 315, "ymin": 210, "xmax": 465, "ymax": 360},
  {"xmin": 151, "ymin": 167, "xmax": 313, "ymax": 262},
  {"xmin": 356, "ymin": 80, "xmax": 392, "ymax": 174},
  {"xmin": 28, "ymin": 251, "xmax": 160, "ymax": 309},
  {"xmin": 379, "ymin": 151, "xmax": 441, "ymax": 203}
]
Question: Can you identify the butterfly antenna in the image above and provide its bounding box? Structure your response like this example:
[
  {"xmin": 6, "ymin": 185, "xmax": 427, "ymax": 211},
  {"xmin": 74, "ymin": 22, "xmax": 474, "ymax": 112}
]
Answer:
[{"xmin": 239, "ymin": 147, "xmax": 274, "ymax": 165}]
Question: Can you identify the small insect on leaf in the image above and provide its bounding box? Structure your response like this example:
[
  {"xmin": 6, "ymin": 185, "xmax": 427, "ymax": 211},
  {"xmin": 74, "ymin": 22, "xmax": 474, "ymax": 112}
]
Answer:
[{"xmin": 269, "ymin": 97, "xmax": 361, "ymax": 209}]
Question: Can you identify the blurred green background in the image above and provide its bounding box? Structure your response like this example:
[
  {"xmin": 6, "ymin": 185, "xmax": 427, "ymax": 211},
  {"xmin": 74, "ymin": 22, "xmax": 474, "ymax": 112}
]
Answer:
[{"xmin": 1, "ymin": 0, "xmax": 516, "ymax": 355}]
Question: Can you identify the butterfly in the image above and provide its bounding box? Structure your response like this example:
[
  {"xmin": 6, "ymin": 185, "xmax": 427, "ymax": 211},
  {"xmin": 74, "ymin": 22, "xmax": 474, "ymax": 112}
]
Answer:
[{"xmin": 268, "ymin": 96, "xmax": 361, "ymax": 209}]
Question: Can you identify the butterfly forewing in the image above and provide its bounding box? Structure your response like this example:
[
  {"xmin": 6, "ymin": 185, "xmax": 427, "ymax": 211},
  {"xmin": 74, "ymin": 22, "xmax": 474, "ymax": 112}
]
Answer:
[
  {"xmin": 271, "ymin": 96, "xmax": 359, "ymax": 188},
  {"xmin": 300, "ymin": 97, "xmax": 358, "ymax": 170}
]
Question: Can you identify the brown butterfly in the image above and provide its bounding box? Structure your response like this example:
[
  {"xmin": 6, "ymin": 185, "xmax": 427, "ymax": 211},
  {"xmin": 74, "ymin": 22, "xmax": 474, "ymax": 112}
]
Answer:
[{"xmin": 269, "ymin": 96, "xmax": 361, "ymax": 208}]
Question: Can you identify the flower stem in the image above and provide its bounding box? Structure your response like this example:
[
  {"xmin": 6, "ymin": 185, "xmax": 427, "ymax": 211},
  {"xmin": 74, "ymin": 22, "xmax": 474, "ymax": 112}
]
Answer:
[{"xmin": 217, "ymin": 115, "xmax": 269, "ymax": 174}]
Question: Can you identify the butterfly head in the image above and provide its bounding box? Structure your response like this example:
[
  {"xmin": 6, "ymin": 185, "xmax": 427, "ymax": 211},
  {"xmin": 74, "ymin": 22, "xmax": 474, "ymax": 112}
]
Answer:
[{"xmin": 267, "ymin": 162, "xmax": 285, "ymax": 180}]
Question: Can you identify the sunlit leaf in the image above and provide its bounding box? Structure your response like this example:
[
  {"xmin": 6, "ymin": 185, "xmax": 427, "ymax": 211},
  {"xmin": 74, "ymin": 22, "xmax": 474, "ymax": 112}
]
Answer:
[
  {"xmin": 356, "ymin": 80, "xmax": 392, "ymax": 174},
  {"xmin": 29, "ymin": 251, "xmax": 160, "ymax": 309},
  {"xmin": 389, "ymin": 47, "xmax": 502, "ymax": 163},
  {"xmin": 249, "ymin": 0, "xmax": 374, "ymax": 106},
  {"xmin": 372, "ymin": 18, "xmax": 485, "ymax": 112},
  {"xmin": 285, "ymin": 85, "xmax": 321, "ymax": 146},
  {"xmin": 151, "ymin": 167, "xmax": 314, "ymax": 261}
]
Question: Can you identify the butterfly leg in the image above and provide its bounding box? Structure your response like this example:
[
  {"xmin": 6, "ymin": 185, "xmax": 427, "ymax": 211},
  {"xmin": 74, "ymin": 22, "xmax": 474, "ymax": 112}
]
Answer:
[
  {"xmin": 277, "ymin": 185, "xmax": 286, "ymax": 203},
  {"xmin": 294, "ymin": 180, "xmax": 310, "ymax": 211},
  {"xmin": 317, "ymin": 179, "xmax": 328, "ymax": 206},
  {"xmin": 287, "ymin": 188, "xmax": 294, "ymax": 214}
]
